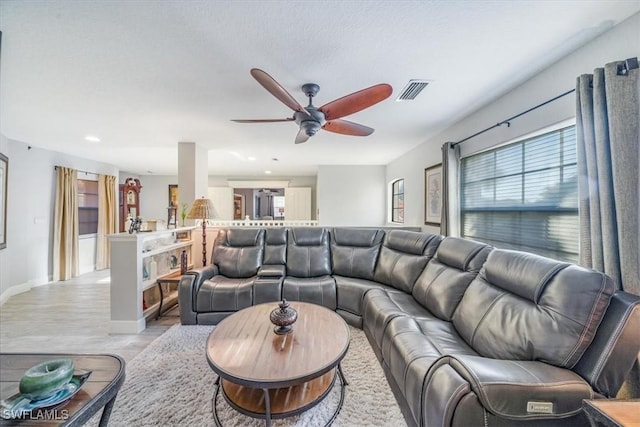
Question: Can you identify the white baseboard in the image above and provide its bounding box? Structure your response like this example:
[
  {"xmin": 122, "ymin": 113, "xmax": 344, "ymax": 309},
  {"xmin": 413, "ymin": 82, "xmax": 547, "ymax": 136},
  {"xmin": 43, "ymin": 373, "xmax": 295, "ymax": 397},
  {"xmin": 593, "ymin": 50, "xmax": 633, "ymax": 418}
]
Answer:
[
  {"xmin": 0, "ymin": 281, "xmax": 32, "ymax": 305},
  {"xmin": 110, "ymin": 319, "xmax": 146, "ymax": 334},
  {"xmin": 31, "ymin": 276, "xmax": 53, "ymax": 288}
]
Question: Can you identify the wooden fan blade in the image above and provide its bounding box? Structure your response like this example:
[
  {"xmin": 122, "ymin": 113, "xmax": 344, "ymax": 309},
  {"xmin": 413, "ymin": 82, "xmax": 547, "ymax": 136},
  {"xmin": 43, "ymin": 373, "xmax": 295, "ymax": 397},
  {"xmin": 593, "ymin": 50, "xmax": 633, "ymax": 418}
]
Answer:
[
  {"xmin": 323, "ymin": 119, "xmax": 374, "ymax": 136},
  {"xmin": 250, "ymin": 69, "xmax": 311, "ymax": 117},
  {"xmin": 231, "ymin": 118, "xmax": 294, "ymax": 123},
  {"xmin": 319, "ymin": 83, "xmax": 392, "ymax": 120},
  {"xmin": 295, "ymin": 128, "xmax": 310, "ymax": 144}
]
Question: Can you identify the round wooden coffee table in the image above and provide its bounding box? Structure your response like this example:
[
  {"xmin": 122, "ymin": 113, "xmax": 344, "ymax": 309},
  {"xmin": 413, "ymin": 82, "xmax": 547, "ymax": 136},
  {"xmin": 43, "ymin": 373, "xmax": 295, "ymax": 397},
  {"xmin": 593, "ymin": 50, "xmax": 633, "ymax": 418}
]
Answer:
[{"xmin": 206, "ymin": 301, "xmax": 350, "ymax": 426}]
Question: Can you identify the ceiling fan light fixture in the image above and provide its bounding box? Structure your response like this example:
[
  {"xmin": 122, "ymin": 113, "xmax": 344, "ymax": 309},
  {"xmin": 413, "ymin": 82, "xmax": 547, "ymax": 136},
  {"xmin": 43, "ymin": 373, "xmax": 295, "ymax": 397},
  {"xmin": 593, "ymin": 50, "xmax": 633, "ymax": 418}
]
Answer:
[
  {"xmin": 301, "ymin": 120, "xmax": 321, "ymax": 136},
  {"xmin": 396, "ymin": 80, "xmax": 431, "ymax": 101}
]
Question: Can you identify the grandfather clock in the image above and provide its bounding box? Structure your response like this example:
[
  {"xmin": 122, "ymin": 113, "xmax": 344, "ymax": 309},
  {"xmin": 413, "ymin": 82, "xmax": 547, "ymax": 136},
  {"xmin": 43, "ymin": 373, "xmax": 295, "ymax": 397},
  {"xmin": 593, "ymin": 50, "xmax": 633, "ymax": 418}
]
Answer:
[{"xmin": 119, "ymin": 178, "xmax": 142, "ymax": 232}]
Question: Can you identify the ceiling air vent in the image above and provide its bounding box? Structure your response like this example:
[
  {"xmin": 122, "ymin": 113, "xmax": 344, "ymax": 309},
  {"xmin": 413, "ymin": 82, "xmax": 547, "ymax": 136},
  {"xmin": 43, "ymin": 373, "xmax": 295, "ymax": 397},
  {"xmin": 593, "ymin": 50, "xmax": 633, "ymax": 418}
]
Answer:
[{"xmin": 396, "ymin": 80, "xmax": 430, "ymax": 101}]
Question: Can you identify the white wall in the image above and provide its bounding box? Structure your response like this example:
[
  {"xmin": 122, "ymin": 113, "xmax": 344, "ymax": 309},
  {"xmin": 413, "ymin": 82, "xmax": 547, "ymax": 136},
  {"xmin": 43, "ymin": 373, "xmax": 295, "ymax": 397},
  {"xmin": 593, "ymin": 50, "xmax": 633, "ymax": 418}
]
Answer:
[
  {"xmin": 317, "ymin": 165, "xmax": 386, "ymax": 226},
  {"xmin": 0, "ymin": 136, "xmax": 119, "ymax": 303},
  {"xmin": 386, "ymin": 12, "xmax": 640, "ymax": 233},
  {"xmin": 136, "ymin": 175, "xmax": 177, "ymax": 225}
]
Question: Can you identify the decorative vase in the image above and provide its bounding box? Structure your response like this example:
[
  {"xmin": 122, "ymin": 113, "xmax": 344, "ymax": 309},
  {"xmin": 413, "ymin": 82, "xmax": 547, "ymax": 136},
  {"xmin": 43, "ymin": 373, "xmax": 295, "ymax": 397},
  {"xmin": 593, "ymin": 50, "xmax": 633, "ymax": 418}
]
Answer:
[
  {"xmin": 149, "ymin": 260, "xmax": 158, "ymax": 280},
  {"xmin": 180, "ymin": 250, "xmax": 188, "ymax": 274},
  {"xmin": 270, "ymin": 299, "xmax": 297, "ymax": 335}
]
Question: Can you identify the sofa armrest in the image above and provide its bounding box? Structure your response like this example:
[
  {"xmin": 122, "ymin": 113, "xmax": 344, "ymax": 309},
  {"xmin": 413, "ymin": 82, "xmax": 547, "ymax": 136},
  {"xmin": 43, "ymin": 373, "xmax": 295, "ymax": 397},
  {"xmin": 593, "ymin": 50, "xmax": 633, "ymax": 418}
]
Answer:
[
  {"xmin": 428, "ymin": 355, "xmax": 595, "ymax": 420},
  {"xmin": 178, "ymin": 265, "xmax": 218, "ymax": 324},
  {"xmin": 573, "ymin": 291, "xmax": 640, "ymax": 397},
  {"xmin": 258, "ymin": 264, "xmax": 285, "ymax": 278}
]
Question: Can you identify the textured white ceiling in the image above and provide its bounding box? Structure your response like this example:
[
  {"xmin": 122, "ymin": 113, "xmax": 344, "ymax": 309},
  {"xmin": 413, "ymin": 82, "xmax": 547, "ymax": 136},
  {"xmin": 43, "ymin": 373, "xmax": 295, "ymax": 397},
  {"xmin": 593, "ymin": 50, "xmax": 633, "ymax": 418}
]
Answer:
[{"xmin": 1, "ymin": 1, "xmax": 638, "ymax": 176}]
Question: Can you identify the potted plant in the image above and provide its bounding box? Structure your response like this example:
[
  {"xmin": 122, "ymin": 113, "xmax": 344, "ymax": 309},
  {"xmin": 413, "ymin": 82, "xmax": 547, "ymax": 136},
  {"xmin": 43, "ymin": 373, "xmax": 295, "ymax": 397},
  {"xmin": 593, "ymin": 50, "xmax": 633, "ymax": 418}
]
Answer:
[{"xmin": 180, "ymin": 203, "xmax": 189, "ymax": 227}]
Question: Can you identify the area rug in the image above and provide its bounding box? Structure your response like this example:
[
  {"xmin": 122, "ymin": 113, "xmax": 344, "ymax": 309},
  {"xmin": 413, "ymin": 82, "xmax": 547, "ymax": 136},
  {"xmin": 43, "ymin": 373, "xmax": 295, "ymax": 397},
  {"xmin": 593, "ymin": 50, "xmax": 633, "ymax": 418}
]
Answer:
[{"xmin": 91, "ymin": 324, "xmax": 406, "ymax": 426}]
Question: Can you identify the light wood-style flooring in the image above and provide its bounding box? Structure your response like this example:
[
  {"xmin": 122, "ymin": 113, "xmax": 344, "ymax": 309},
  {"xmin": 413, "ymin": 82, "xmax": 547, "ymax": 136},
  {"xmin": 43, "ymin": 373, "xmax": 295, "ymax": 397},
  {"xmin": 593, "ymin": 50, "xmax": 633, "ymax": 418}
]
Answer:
[{"xmin": 0, "ymin": 269, "xmax": 179, "ymax": 362}]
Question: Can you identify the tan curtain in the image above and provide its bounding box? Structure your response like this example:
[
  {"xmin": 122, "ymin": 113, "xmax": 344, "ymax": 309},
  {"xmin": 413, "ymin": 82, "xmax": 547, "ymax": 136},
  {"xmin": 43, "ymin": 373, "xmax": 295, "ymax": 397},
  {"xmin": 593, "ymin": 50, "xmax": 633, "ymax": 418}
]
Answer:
[
  {"xmin": 53, "ymin": 167, "xmax": 79, "ymax": 281},
  {"xmin": 96, "ymin": 174, "xmax": 117, "ymax": 270}
]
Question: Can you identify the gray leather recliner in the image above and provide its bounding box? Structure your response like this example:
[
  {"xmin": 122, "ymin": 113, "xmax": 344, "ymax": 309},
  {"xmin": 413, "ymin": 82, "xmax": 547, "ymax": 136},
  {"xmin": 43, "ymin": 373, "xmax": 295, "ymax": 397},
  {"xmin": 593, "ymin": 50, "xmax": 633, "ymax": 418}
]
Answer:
[
  {"xmin": 179, "ymin": 228, "xmax": 264, "ymax": 324},
  {"xmin": 282, "ymin": 227, "xmax": 337, "ymax": 310}
]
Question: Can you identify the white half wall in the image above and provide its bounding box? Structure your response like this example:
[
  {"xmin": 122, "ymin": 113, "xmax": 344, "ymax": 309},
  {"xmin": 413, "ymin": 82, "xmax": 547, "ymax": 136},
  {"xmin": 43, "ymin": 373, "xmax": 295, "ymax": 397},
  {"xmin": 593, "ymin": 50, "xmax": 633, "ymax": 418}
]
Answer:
[
  {"xmin": 317, "ymin": 165, "xmax": 386, "ymax": 226},
  {"xmin": 386, "ymin": 12, "xmax": 640, "ymax": 232}
]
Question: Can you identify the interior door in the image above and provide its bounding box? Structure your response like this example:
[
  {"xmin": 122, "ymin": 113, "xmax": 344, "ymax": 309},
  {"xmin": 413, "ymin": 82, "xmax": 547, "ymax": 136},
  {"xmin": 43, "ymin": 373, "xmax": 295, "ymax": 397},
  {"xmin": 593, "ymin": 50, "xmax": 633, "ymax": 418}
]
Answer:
[{"xmin": 284, "ymin": 187, "xmax": 311, "ymax": 220}]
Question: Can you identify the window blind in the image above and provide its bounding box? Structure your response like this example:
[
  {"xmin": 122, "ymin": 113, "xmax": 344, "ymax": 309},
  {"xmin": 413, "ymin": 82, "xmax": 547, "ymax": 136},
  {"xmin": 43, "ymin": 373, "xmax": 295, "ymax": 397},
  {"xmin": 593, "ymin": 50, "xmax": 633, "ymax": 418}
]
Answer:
[{"xmin": 460, "ymin": 125, "xmax": 578, "ymax": 262}]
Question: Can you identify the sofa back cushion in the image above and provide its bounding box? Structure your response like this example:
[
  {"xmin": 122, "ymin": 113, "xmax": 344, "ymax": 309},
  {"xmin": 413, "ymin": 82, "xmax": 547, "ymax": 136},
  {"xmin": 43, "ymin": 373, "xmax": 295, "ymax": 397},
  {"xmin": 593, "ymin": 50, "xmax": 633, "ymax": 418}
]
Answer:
[
  {"xmin": 264, "ymin": 227, "xmax": 287, "ymax": 265},
  {"xmin": 412, "ymin": 237, "xmax": 491, "ymax": 321},
  {"xmin": 452, "ymin": 249, "xmax": 615, "ymax": 368},
  {"xmin": 373, "ymin": 230, "xmax": 442, "ymax": 293},
  {"xmin": 331, "ymin": 228, "xmax": 385, "ymax": 280},
  {"xmin": 286, "ymin": 228, "xmax": 331, "ymax": 278},
  {"xmin": 213, "ymin": 228, "xmax": 265, "ymax": 278}
]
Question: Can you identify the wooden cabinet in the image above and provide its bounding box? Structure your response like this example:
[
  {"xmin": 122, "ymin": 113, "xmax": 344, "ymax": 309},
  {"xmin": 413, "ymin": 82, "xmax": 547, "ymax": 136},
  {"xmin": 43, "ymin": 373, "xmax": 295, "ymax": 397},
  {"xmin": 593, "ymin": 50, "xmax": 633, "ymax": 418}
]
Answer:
[{"xmin": 108, "ymin": 227, "xmax": 194, "ymax": 333}]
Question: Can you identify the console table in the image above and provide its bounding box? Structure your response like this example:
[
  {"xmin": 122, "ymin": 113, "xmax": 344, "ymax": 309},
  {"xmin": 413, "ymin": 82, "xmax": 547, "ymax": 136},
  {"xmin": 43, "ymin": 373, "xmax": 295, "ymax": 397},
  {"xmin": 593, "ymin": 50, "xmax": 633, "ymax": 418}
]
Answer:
[
  {"xmin": 0, "ymin": 353, "xmax": 125, "ymax": 426},
  {"xmin": 583, "ymin": 399, "xmax": 640, "ymax": 426}
]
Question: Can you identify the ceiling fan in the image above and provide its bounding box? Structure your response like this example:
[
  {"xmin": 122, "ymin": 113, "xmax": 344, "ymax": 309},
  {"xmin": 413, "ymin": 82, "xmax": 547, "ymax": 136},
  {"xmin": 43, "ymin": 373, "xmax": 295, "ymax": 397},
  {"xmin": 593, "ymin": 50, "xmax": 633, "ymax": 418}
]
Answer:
[{"xmin": 232, "ymin": 68, "xmax": 392, "ymax": 144}]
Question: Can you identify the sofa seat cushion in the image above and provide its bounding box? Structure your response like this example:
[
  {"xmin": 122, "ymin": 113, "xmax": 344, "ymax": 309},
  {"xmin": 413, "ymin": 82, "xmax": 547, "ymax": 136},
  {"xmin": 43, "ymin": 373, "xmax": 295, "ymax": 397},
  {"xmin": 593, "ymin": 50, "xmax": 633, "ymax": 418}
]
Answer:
[
  {"xmin": 383, "ymin": 315, "xmax": 478, "ymax": 425},
  {"xmin": 334, "ymin": 275, "xmax": 387, "ymax": 317},
  {"xmin": 283, "ymin": 276, "xmax": 337, "ymax": 310},
  {"xmin": 196, "ymin": 276, "xmax": 254, "ymax": 312},
  {"xmin": 362, "ymin": 288, "xmax": 431, "ymax": 349}
]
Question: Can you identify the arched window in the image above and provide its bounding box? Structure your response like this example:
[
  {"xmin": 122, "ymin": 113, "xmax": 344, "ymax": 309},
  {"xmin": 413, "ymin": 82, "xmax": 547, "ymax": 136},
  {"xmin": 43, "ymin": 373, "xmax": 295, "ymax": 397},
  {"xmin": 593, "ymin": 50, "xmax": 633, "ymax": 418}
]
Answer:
[{"xmin": 391, "ymin": 179, "xmax": 404, "ymax": 223}]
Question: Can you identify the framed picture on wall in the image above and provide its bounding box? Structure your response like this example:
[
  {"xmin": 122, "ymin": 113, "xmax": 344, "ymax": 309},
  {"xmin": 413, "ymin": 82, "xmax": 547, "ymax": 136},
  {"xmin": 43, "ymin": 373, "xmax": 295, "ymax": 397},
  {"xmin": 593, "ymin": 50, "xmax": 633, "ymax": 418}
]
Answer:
[
  {"xmin": 424, "ymin": 163, "xmax": 442, "ymax": 226},
  {"xmin": 0, "ymin": 152, "xmax": 8, "ymax": 250},
  {"xmin": 168, "ymin": 184, "xmax": 178, "ymax": 208}
]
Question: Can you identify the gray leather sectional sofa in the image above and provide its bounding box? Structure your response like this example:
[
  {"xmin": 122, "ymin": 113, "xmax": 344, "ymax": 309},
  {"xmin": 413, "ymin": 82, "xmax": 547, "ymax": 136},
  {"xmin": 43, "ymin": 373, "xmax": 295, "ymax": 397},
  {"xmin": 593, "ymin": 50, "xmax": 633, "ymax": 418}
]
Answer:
[{"xmin": 179, "ymin": 227, "xmax": 640, "ymax": 427}]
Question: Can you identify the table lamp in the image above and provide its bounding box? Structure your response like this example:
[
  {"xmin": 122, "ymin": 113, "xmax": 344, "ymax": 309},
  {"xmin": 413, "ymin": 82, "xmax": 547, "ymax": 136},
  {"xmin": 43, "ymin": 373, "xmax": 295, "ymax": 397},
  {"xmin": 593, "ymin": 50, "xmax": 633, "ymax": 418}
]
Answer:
[{"xmin": 186, "ymin": 197, "xmax": 215, "ymax": 266}]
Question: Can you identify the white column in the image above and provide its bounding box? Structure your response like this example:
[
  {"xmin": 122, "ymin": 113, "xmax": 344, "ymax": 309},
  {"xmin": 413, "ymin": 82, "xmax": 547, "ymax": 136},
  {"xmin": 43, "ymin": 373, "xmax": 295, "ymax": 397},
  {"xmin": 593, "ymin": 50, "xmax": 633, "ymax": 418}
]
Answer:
[{"xmin": 178, "ymin": 142, "xmax": 208, "ymax": 213}]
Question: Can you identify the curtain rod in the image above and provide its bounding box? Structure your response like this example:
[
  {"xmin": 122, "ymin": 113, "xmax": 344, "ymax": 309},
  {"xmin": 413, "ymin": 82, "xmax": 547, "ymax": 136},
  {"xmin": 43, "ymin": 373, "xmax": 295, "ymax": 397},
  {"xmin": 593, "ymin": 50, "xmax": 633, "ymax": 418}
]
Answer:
[
  {"xmin": 54, "ymin": 166, "xmax": 97, "ymax": 176},
  {"xmin": 451, "ymin": 88, "xmax": 576, "ymax": 148}
]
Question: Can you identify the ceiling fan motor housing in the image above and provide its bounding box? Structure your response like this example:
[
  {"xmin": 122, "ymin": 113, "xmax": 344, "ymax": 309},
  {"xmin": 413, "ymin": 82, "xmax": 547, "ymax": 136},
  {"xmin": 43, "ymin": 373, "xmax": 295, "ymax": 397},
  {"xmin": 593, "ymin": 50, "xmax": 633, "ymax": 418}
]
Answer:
[{"xmin": 295, "ymin": 107, "xmax": 326, "ymax": 136}]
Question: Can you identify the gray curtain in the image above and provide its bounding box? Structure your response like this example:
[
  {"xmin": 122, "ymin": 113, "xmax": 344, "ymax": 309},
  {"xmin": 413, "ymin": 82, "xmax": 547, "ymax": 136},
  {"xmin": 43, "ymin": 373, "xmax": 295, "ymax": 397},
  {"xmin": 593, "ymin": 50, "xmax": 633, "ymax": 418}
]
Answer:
[
  {"xmin": 576, "ymin": 58, "xmax": 639, "ymax": 399},
  {"xmin": 576, "ymin": 58, "xmax": 639, "ymax": 295},
  {"xmin": 440, "ymin": 142, "xmax": 460, "ymax": 236}
]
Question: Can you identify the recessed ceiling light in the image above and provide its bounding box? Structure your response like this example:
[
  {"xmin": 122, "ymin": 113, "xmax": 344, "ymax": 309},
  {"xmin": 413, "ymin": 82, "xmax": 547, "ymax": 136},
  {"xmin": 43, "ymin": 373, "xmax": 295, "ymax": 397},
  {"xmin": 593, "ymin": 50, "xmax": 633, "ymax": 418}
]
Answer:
[
  {"xmin": 84, "ymin": 135, "xmax": 101, "ymax": 142},
  {"xmin": 247, "ymin": 156, "xmax": 256, "ymax": 161},
  {"xmin": 265, "ymin": 170, "xmax": 272, "ymax": 174}
]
